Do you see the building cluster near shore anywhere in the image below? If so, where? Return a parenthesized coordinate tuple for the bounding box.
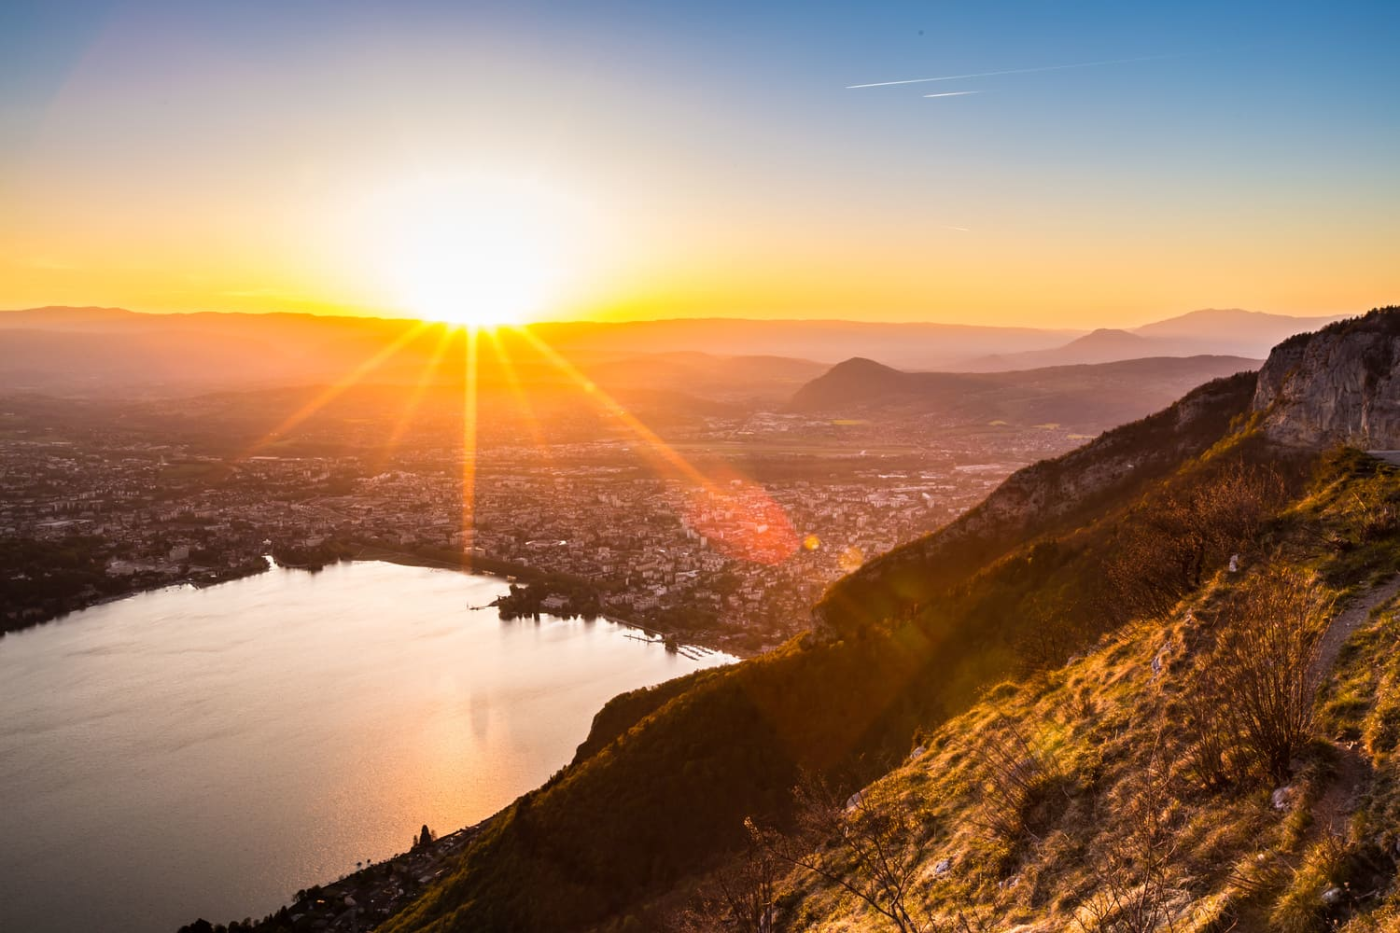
(0, 402, 1085, 649)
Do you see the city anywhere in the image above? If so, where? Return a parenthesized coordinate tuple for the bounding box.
(0, 389, 1082, 653)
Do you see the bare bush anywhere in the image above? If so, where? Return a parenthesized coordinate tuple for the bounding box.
(1103, 463, 1286, 622)
(971, 716, 1067, 843)
(1075, 728, 1182, 933)
(1179, 565, 1332, 786)
(750, 775, 929, 933)
(1179, 659, 1249, 790)
(671, 834, 780, 933)
(747, 774, 988, 933)
(1216, 566, 1332, 780)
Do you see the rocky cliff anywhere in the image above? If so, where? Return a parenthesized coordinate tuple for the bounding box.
(1253, 307, 1400, 448)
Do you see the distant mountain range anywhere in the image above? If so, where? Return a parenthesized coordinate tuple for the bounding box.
(952, 308, 1345, 371)
(787, 354, 1261, 432)
(0, 305, 1345, 397)
(529, 317, 1078, 369)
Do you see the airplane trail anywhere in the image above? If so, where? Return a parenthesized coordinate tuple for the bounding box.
(846, 54, 1174, 89)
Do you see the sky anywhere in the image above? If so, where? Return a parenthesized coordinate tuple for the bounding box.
(1, 0, 1397, 328)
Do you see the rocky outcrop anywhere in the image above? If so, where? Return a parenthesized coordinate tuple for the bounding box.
(1252, 308, 1400, 448)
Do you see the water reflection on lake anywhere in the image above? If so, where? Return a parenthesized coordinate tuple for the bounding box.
(0, 560, 730, 933)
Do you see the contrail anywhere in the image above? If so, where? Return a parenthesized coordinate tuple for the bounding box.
(923, 90, 981, 99)
(846, 54, 1174, 90)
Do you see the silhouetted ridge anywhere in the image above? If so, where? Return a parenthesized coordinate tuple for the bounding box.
(787, 357, 972, 410)
(787, 354, 1258, 432)
(1062, 327, 1150, 349)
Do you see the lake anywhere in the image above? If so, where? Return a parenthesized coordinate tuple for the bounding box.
(0, 560, 731, 933)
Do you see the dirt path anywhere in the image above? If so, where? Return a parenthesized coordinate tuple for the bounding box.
(1313, 745, 1371, 838)
(1307, 574, 1400, 839)
(1310, 573, 1400, 685)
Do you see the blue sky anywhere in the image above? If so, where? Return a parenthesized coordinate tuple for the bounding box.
(1, 1, 1397, 325)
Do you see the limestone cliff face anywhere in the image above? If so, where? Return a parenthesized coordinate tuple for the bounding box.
(1252, 308, 1400, 449)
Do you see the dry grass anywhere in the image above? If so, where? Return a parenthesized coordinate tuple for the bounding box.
(661, 451, 1400, 933)
(769, 457, 1400, 932)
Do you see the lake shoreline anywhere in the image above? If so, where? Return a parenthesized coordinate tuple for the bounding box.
(2, 559, 731, 933)
(1, 556, 274, 640)
(179, 814, 502, 933)
(3, 545, 761, 659)
(343, 545, 758, 659)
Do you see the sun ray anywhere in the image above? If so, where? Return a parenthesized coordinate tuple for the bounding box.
(513, 327, 711, 487)
(512, 327, 799, 564)
(240, 319, 433, 460)
(459, 326, 480, 570)
(482, 326, 554, 467)
(375, 322, 457, 470)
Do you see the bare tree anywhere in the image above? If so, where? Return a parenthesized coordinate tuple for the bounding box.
(748, 774, 944, 933)
(672, 835, 780, 933)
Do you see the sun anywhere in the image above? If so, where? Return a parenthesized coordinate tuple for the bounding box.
(375, 177, 576, 329)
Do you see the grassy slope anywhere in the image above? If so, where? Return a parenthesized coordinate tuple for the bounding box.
(784, 449, 1400, 932)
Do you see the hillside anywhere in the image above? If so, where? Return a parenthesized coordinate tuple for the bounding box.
(776, 447, 1400, 931)
(787, 354, 1258, 433)
(215, 308, 1400, 933)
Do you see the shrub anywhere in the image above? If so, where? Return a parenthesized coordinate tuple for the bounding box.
(1075, 728, 1183, 933)
(1183, 565, 1333, 786)
(971, 716, 1068, 844)
(1218, 567, 1332, 781)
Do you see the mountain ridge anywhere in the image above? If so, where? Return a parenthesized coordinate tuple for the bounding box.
(788, 353, 1260, 432)
(1, 305, 1346, 378)
(952, 308, 1347, 372)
